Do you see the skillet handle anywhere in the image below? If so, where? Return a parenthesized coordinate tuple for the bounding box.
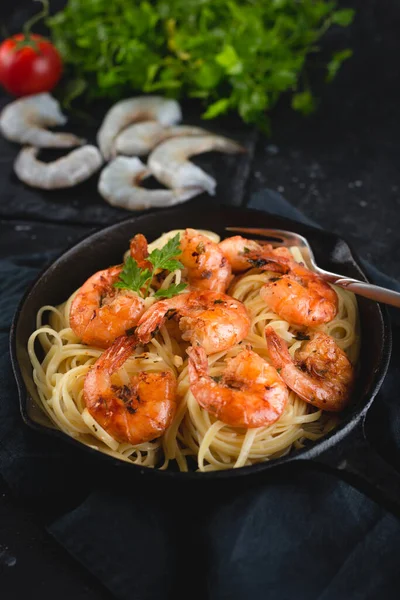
(309, 427, 400, 515)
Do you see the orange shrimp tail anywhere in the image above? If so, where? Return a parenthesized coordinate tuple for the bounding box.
(130, 234, 152, 270)
(265, 326, 290, 369)
(98, 334, 138, 374)
(136, 302, 167, 344)
(187, 345, 207, 378)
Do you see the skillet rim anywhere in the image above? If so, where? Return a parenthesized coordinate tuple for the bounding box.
(9, 205, 392, 480)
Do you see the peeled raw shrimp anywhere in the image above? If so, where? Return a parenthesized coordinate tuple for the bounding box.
(188, 346, 288, 428)
(97, 96, 182, 160)
(0, 93, 84, 148)
(84, 334, 177, 445)
(114, 121, 208, 156)
(136, 290, 250, 355)
(148, 135, 245, 196)
(179, 228, 232, 292)
(98, 156, 202, 211)
(14, 145, 103, 189)
(265, 327, 354, 412)
(70, 235, 149, 348)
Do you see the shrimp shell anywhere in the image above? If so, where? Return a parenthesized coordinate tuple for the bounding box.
(14, 145, 103, 189)
(148, 135, 245, 196)
(114, 122, 209, 156)
(97, 96, 182, 160)
(0, 93, 84, 148)
(98, 156, 203, 211)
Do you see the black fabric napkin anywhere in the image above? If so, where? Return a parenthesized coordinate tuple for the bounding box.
(1, 191, 400, 600)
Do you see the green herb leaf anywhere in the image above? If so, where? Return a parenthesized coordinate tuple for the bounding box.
(326, 49, 353, 82)
(291, 90, 316, 116)
(148, 233, 184, 272)
(215, 44, 243, 75)
(202, 98, 231, 119)
(114, 257, 152, 296)
(332, 9, 355, 27)
(154, 282, 188, 298)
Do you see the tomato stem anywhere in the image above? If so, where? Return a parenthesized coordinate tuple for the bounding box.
(22, 0, 49, 38)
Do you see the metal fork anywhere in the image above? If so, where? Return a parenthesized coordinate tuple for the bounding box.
(226, 227, 400, 308)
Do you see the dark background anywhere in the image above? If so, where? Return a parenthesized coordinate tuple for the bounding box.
(1, 0, 399, 598)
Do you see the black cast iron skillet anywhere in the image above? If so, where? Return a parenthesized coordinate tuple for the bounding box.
(9, 205, 400, 505)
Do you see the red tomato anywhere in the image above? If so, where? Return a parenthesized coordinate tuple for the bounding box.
(0, 34, 62, 96)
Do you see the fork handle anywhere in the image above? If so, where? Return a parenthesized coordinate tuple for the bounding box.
(324, 276, 400, 308)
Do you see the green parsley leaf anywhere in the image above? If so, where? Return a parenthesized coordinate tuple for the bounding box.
(154, 283, 188, 298)
(326, 49, 353, 82)
(202, 98, 231, 120)
(114, 257, 152, 296)
(148, 233, 184, 272)
(291, 91, 316, 116)
(332, 9, 355, 27)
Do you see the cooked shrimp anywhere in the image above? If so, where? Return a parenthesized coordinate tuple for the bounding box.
(265, 327, 354, 412)
(260, 258, 338, 327)
(129, 233, 152, 270)
(97, 96, 182, 160)
(137, 290, 250, 355)
(114, 121, 208, 156)
(219, 235, 293, 273)
(0, 93, 84, 148)
(84, 335, 177, 445)
(98, 156, 202, 211)
(148, 135, 245, 196)
(70, 265, 145, 348)
(188, 346, 288, 428)
(14, 145, 103, 189)
(179, 228, 232, 292)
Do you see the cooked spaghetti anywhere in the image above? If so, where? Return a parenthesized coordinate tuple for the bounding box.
(28, 230, 360, 472)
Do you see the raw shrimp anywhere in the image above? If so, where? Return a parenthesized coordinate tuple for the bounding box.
(188, 346, 288, 428)
(98, 156, 202, 211)
(70, 265, 145, 349)
(179, 228, 232, 292)
(84, 334, 177, 445)
(0, 93, 84, 148)
(114, 122, 208, 156)
(136, 290, 250, 355)
(97, 96, 182, 160)
(14, 145, 103, 189)
(260, 258, 338, 327)
(148, 135, 245, 196)
(265, 327, 354, 412)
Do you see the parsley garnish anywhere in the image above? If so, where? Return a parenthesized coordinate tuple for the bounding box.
(114, 257, 152, 295)
(115, 233, 187, 299)
(147, 234, 184, 273)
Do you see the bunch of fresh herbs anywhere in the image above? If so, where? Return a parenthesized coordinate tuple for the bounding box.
(47, 0, 354, 130)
